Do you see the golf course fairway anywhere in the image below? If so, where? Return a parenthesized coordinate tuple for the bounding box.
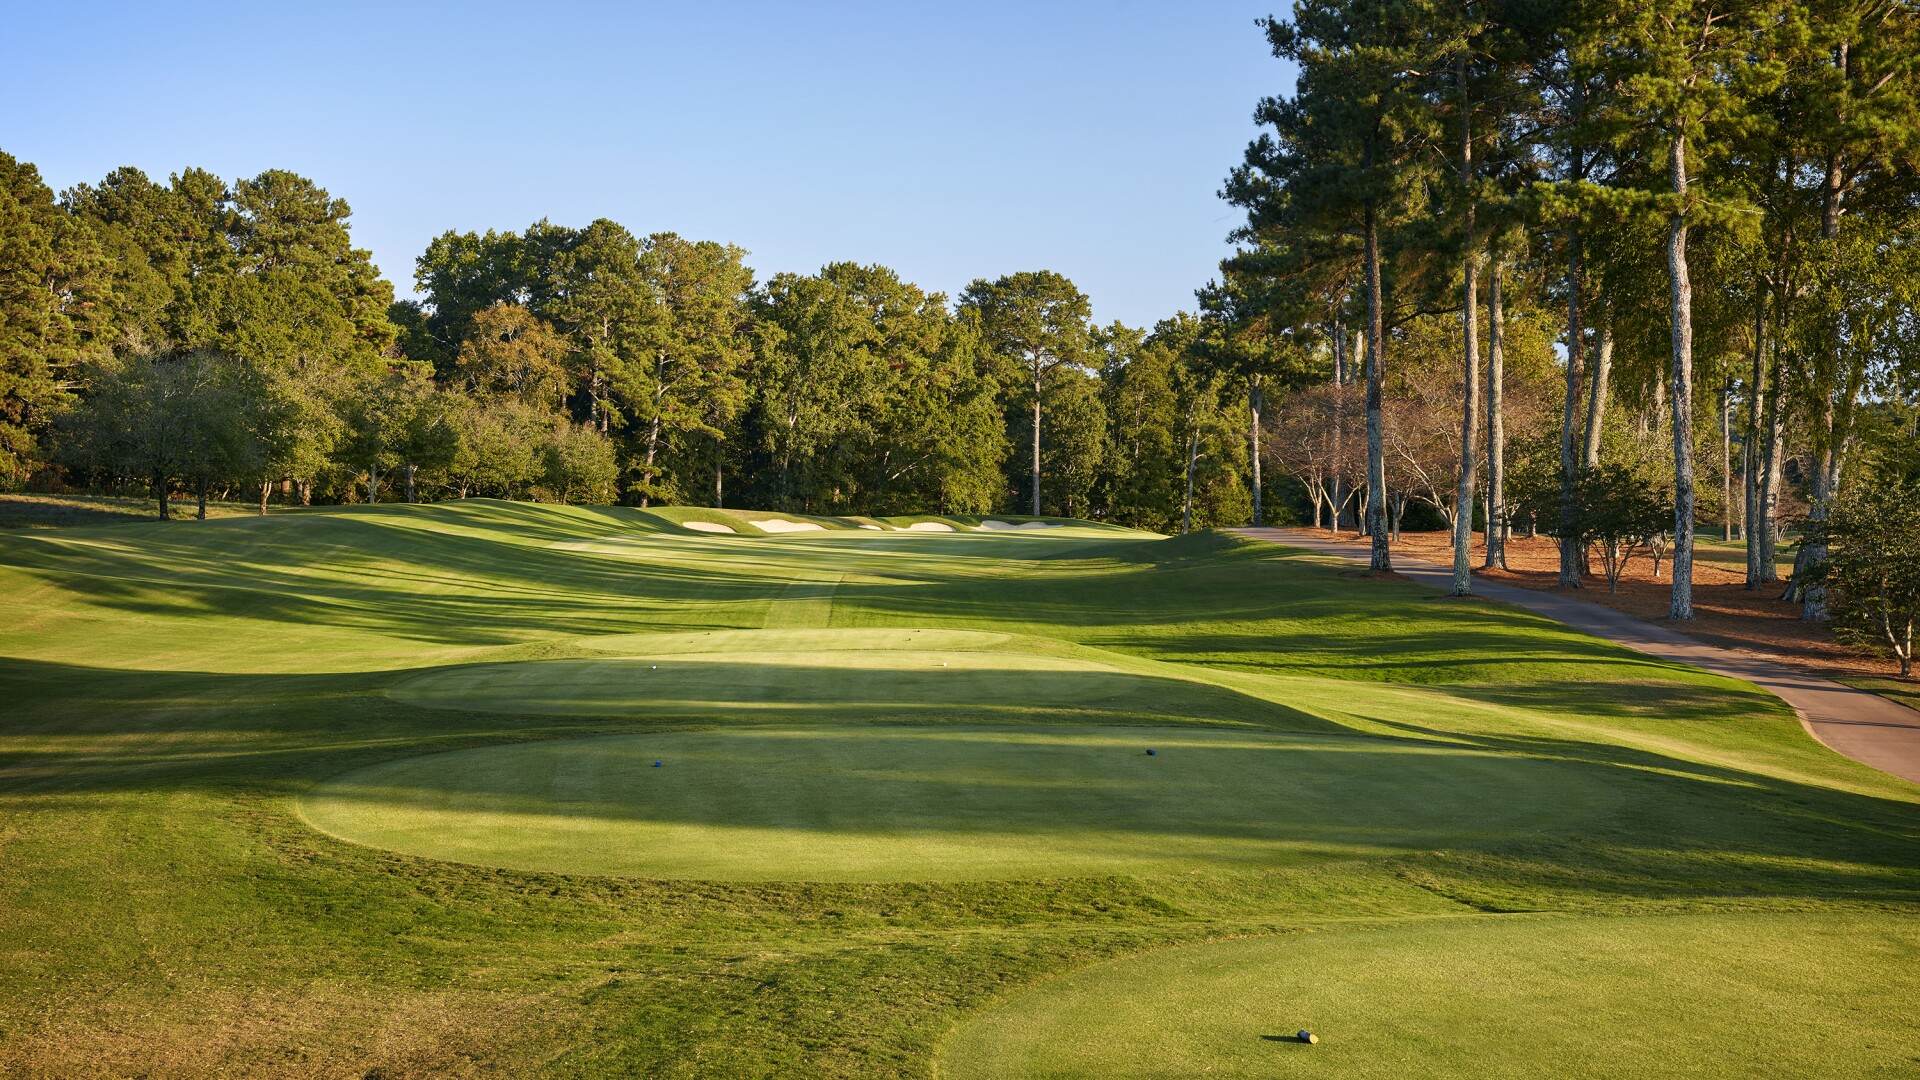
(4, 500, 1918, 1076)
(301, 724, 1616, 879)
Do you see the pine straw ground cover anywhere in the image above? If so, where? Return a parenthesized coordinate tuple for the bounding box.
(1298, 527, 1916, 684)
(1, 503, 1917, 1077)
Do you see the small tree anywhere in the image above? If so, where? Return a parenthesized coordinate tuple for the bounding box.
(1825, 480, 1920, 678)
(1579, 466, 1673, 593)
(62, 351, 256, 519)
(540, 422, 618, 504)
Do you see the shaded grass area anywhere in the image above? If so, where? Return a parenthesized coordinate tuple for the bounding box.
(2, 504, 1917, 1076)
(0, 491, 274, 528)
(300, 724, 1616, 880)
(1842, 675, 1920, 716)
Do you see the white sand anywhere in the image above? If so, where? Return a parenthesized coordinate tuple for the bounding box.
(858, 524, 884, 531)
(682, 521, 735, 534)
(906, 521, 954, 532)
(753, 518, 827, 533)
(978, 520, 1062, 531)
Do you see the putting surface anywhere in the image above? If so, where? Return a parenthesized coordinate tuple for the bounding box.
(940, 912, 1920, 1078)
(298, 724, 1616, 880)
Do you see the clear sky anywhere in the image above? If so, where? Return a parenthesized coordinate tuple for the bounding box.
(5, 2, 1294, 328)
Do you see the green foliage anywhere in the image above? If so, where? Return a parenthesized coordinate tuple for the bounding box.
(57, 350, 261, 518)
(0, 152, 106, 482)
(1825, 478, 1920, 677)
(1578, 464, 1676, 592)
(539, 422, 618, 505)
(961, 270, 1099, 514)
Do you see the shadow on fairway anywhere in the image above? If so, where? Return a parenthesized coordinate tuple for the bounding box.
(386, 655, 1339, 733)
(5, 653, 1920, 898)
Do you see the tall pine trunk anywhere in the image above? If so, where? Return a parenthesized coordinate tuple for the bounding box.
(1031, 379, 1043, 517)
(1451, 82, 1479, 596)
(1558, 233, 1585, 586)
(1248, 378, 1264, 527)
(1759, 370, 1785, 580)
(1363, 201, 1391, 571)
(1721, 380, 1733, 542)
(1582, 316, 1612, 469)
(1794, 155, 1852, 621)
(1666, 131, 1697, 621)
(1182, 427, 1198, 534)
(1484, 265, 1507, 570)
(1331, 321, 1348, 533)
(1745, 291, 1767, 585)
(641, 412, 663, 510)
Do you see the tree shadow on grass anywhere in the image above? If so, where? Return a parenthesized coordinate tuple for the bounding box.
(5, 653, 1918, 903)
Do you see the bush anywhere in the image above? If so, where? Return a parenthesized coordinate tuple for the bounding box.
(1825, 479, 1920, 678)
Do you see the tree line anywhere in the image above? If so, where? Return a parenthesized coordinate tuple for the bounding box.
(1, 151, 1274, 531)
(1220, 0, 1920, 642)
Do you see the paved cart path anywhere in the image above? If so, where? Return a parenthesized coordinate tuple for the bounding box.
(1237, 528, 1920, 788)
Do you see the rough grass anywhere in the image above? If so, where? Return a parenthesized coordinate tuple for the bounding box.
(2, 500, 1917, 1077)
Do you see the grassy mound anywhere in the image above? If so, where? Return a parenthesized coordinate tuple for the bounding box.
(941, 912, 1920, 1078)
(301, 724, 1615, 880)
(2, 500, 1916, 1074)
(385, 628, 1328, 729)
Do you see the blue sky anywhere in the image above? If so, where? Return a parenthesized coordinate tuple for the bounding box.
(6, 2, 1293, 328)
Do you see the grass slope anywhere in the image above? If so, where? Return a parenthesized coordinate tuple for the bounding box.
(2, 500, 1917, 1076)
(301, 724, 1616, 880)
(941, 912, 1920, 1078)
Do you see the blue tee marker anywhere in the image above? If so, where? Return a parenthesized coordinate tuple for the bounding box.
(654, 761, 663, 767)
(1146, 749, 1156, 756)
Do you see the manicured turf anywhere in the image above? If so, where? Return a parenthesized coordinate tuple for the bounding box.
(941, 912, 1920, 1078)
(2, 500, 1916, 1075)
(303, 724, 1615, 880)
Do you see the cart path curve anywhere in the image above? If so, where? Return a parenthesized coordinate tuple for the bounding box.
(1236, 527, 1920, 787)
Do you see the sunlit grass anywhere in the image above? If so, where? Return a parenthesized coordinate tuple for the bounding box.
(2, 500, 1916, 1075)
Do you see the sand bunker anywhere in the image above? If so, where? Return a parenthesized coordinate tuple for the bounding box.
(682, 521, 735, 534)
(978, 520, 1062, 531)
(858, 525, 884, 531)
(753, 519, 827, 533)
(906, 521, 955, 532)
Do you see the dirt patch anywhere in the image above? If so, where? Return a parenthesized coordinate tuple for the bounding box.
(1292, 528, 1908, 683)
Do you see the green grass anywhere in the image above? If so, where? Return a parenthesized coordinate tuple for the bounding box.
(301, 724, 1617, 880)
(940, 912, 1920, 1079)
(1841, 675, 1920, 717)
(0, 491, 273, 527)
(2, 499, 1917, 1076)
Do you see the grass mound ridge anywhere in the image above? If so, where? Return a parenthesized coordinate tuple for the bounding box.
(4, 499, 1917, 1074)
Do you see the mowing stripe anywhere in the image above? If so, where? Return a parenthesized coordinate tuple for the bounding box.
(763, 573, 843, 629)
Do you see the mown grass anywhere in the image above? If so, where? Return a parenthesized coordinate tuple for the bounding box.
(941, 912, 1920, 1078)
(2, 500, 1916, 1077)
(1842, 675, 1920, 715)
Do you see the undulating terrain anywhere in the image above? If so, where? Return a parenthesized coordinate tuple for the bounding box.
(2, 502, 1916, 1077)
